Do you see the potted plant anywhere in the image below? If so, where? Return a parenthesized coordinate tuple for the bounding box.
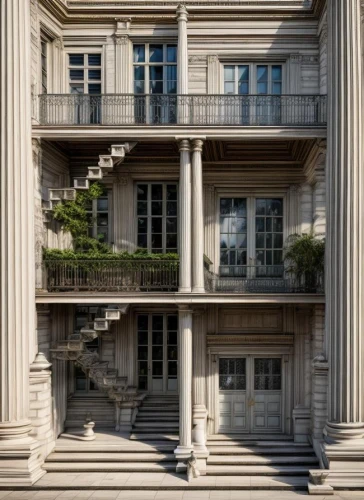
(284, 233, 325, 292)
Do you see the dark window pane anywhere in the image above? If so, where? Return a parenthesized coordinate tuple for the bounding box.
(220, 198, 232, 215)
(272, 359, 281, 374)
(70, 69, 84, 80)
(89, 70, 101, 80)
(273, 218, 283, 232)
(236, 358, 246, 375)
(138, 361, 148, 375)
(138, 346, 148, 360)
(134, 81, 145, 94)
(236, 376, 246, 390)
(167, 315, 178, 331)
(150, 81, 163, 94)
(151, 201, 162, 216)
(150, 66, 164, 80)
(149, 45, 163, 62)
(151, 184, 163, 200)
(168, 361, 177, 376)
(268, 199, 283, 216)
(89, 84, 101, 94)
(219, 359, 229, 375)
(137, 234, 147, 248)
(152, 234, 162, 249)
(166, 202, 177, 216)
(256, 199, 266, 215)
(138, 331, 148, 345)
(152, 347, 163, 361)
(167, 346, 177, 360)
(256, 233, 265, 248)
(167, 45, 177, 62)
(166, 218, 177, 233)
(167, 331, 177, 344)
(88, 54, 101, 66)
(138, 315, 148, 330)
(152, 361, 163, 375)
(166, 233, 177, 248)
(219, 376, 234, 391)
(69, 54, 84, 66)
(256, 218, 265, 232)
(152, 331, 163, 345)
(137, 185, 148, 201)
(138, 218, 148, 234)
(152, 315, 163, 331)
(137, 201, 148, 215)
(138, 377, 148, 390)
(134, 66, 145, 80)
(273, 233, 283, 248)
(233, 199, 247, 216)
(151, 218, 162, 233)
(167, 185, 177, 200)
(133, 45, 145, 63)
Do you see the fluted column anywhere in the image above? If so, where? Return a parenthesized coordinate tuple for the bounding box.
(0, 0, 44, 485)
(191, 139, 205, 293)
(324, 0, 364, 444)
(174, 306, 193, 468)
(178, 140, 192, 292)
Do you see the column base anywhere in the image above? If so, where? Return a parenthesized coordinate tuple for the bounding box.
(174, 445, 194, 473)
(178, 287, 192, 293)
(0, 436, 45, 486)
(191, 287, 205, 294)
(324, 421, 364, 443)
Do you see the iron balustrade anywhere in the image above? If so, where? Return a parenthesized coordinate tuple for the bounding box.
(204, 266, 324, 294)
(45, 260, 179, 292)
(39, 94, 327, 126)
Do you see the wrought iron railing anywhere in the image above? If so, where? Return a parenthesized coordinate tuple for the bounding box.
(39, 94, 327, 126)
(45, 260, 179, 292)
(204, 266, 324, 293)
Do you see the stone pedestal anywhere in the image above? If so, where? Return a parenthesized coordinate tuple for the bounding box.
(0, 0, 45, 485)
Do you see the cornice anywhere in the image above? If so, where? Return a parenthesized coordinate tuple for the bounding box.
(40, 0, 322, 23)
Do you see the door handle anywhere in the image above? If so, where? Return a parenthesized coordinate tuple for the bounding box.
(248, 399, 255, 407)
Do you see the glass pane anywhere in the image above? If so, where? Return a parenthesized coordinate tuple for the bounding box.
(236, 376, 246, 390)
(138, 377, 148, 390)
(88, 54, 101, 66)
(138, 361, 148, 375)
(97, 214, 108, 227)
(152, 234, 162, 249)
(133, 45, 145, 63)
(272, 82, 282, 95)
(256, 199, 266, 215)
(257, 82, 268, 94)
(88, 69, 101, 80)
(166, 233, 177, 248)
(167, 346, 177, 360)
(150, 81, 163, 94)
(219, 359, 229, 375)
(257, 65, 268, 82)
(89, 84, 101, 94)
(272, 358, 281, 374)
(272, 65, 282, 81)
(152, 361, 163, 375)
(149, 45, 163, 62)
(70, 85, 84, 94)
(137, 185, 148, 201)
(168, 362, 177, 376)
(150, 66, 163, 80)
(256, 233, 265, 248)
(166, 65, 177, 80)
(69, 54, 84, 66)
(137, 234, 147, 248)
(219, 375, 234, 390)
(152, 315, 163, 331)
(236, 358, 246, 375)
(138, 315, 148, 330)
(167, 185, 177, 200)
(151, 201, 162, 216)
(167, 315, 178, 331)
(238, 65, 249, 81)
(138, 217, 147, 235)
(238, 82, 249, 95)
(151, 184, 163, 200)
(256, 218, 265, 232)
(167, 45, 177, 62)
(137, 202, 148, 215)
(224, 66, 235, 81)
(224, 82, 234, 94)
(152, 331, 163, 345)
(220, 234, 228, 249)
(70, 69, 84, 80)
(220, 198, 232, 215)
(233, 199, 246, 216)
(151, 218, 162, 233)
(97, 199, 108, 211)
(152, 347, 163, 360)
(138, 346, 148, 360)
(134, 81, 145, 94)
(166, 218, 177, 233)
(138, 331, 148, 345)
(134, 66, 145, 80)
(168, 331, 177, 345)
(166, 202, 177, 216)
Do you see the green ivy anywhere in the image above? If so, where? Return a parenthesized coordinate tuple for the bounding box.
(52, 182, 109, 253)
(43, 247, 179, 262)
(284, 233, 325, 289)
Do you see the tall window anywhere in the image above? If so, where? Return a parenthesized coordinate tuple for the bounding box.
(137, 183, 178, 254)
(133, 44, 177, 95)
(224, 64, 283, 95)
(219, 197, 284, 277)
(86, 195, 110, 244)
(41, 39, 48, 94)
(68, 53, 102, 94)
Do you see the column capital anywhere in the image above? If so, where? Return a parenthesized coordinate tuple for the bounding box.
(178, 304, 194, 314)
(191, 138, 204, 152)
(176, 3, 188, 22)
(178, 139, 191, 152)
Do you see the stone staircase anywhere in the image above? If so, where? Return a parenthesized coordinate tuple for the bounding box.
(45, 143, 136, 210)
(130, 395, 180, 441)
(51, 305, 138, 403)
(64, 396, 116, 431)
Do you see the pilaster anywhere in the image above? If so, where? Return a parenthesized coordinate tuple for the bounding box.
(114, 18, 132, 94)
(178, 140, 192, 292)
(191, 139, 205, 293)
(0, 0, 45, 484)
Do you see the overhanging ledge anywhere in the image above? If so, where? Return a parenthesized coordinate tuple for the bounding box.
(35, 292, 325, 305)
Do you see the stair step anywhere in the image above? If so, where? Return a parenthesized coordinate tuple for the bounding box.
(47, 452, 175, 462)
(207, 456, 318, 465)
(207, 435, 294, 442)
(136, 417, 179, 422)
(43, 462, 177, 473)
(133, 421, 179, 428)
(130, 433, 179, 441)
(206, 465, 319, 476)
(208, 446, 315, 456)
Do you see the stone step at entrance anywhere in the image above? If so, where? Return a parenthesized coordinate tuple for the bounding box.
(64, 396, 115, 430)
(129, 394, 180, 439)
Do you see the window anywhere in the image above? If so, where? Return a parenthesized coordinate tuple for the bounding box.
(254, 358, 281, 391)
(219, 197, 284, 277)
(133, 44, 177, 95)
(41, 39, 48, 94)
(68, 53, 102, 94)
(224, 64, 283, 95)
(137, 183, 178, 253)
(219, 358, 246, 391)
(86, 195, 111, 244)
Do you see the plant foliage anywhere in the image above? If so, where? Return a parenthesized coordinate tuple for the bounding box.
(284, 233, 325, 287)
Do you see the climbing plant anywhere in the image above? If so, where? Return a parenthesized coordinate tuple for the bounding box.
(52, 182, 111, 254)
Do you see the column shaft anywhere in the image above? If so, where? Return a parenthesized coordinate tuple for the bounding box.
(191, 139, 205, 293)
(325, 0, 364, 440)
(175, 307, 193, 457)
(178, 140, 192, 292)
(176, 5, 188, 95)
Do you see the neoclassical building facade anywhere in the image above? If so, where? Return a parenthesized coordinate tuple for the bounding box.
(0, 0, 363, 494)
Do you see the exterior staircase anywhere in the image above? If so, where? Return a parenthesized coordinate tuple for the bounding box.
(51, 305, 138, 403)
(45, 143, 136, 210)
(64, 396, 116, 431)
(130, 395, 180, 441)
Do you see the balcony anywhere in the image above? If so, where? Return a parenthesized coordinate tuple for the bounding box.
(44, 260, 323, 294)
(204, 265, 324, 294)
(45, 259, 179, 292)
(39, 94, 327, 127)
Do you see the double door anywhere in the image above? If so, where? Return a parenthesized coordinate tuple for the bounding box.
(219, 356, 283, 433)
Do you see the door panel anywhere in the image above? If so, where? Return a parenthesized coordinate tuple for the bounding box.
(218, 357, 247, 432)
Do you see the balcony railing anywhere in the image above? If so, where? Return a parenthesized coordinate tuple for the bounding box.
(204, 266, 324, 294)
(39, 94, 327, 127)
(45, 260, 179, 292)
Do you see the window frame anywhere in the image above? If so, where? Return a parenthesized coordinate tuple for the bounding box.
(216, 191, 288, 276)
(133, 43, 178, 95)
(67, 52, 103, 95)
(135, 182, 178, 254)
(223, 63, 284, 95)
(85, 191, 112, 246)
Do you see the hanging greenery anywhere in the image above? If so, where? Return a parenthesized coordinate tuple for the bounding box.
(284, 233, 325, 290)
(52, 182, 111, 254)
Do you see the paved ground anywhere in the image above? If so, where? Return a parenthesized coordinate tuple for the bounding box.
(1, 490, 364, 500)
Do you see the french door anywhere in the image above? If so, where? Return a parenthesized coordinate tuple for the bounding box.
(137, 314, 178, 394)
(219, 356, 283, 433)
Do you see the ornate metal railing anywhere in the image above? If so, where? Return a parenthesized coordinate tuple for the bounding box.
(204, 266, 324, 293)
(45, 260, 179, 292)
(39, 94, 327, 126)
